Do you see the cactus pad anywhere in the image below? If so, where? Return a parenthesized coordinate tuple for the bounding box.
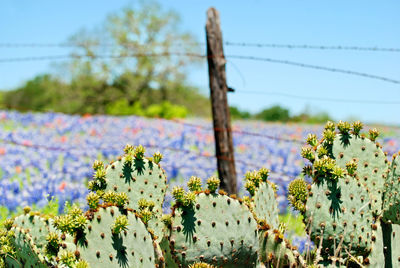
(159, 235, 179, 268)
(252, 182, 280, 230)
(365, 222, 384, 268)
(90, 148, 167, 240)
(304, 175, 374, 257)
(258, 229, 298, 267)
(330, 134, 387, 216)
(383, 153, 400, 224)
(75, 206, 158, 267)
(7, 227, 47, 268)
(12, 213, 50, 253)
(169, 193, 259, 267)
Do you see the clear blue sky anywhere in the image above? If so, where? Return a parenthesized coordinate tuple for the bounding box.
(1, 1, 399, 124)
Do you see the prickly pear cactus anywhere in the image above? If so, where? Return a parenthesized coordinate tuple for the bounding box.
(169, 177, 259, 267)
(6, 227, 47, 268)
(321, 121, 387, 216)
(296, 121, 385, 260)
(383, 153, 400, 224)
(12, 209, 50, 253)
(245, 169, 280, 230)
(365, 222, 384, 268)
(159, 234, 179, 268)
(74, 205, 160, 267)
(258, 227, 298, 267)
(306, 174, 374, 257)
(89, 145, 167, 240)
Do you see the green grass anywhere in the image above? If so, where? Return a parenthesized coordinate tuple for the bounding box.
(0, 197, 59, 227)
(279, 211, 306, 237)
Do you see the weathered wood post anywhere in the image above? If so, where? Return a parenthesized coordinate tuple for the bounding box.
(206, 7, 237, 194)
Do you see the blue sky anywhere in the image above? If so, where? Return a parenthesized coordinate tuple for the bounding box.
(1, 1, 399, 124)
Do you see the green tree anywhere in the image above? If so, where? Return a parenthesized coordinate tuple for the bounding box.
(229, 106, 251, 119)
(3, 74, 69, 112)
(255, 105, 290, 122)
(4, 1, 209, 117)
(64, 0, 204, 114)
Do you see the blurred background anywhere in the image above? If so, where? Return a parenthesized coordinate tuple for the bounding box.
(1, 0, 399, 124)
(0, 0, 399, 251)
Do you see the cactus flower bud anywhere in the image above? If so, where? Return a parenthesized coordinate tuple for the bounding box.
(183, 191, 197, 207)
(92, 160, 104, 171)
(352, 121, 363, 136)
(23, 206, 31, 215)
(172, 186, 186, 204)
(59, 251, 77, 267)
(323, 129, 336, 144)
(115, 192, 129, 207)
(258, 168, 270, 182)
(324, 121, 336, 131)
(187, 176, 202, 192)
(317, 147, 328, 158)
(134, 145, 145, 159)
(3, 219, 14, 230)
(369, 128, 379, 142)
(111, 215, 129, 235)
(153, 152, 163, 164)
(306, 134, 318, 147)
(139, 209, 153, 226)
(45, 232, 61, 256)
(86, 192, 100, 209)
(75, 260, 90, 268)
(288, 178, 308, 213)
(206, 176, 220, 193)
(337, 121, 351, 135)
(346, 159, 358, 176)
(245, 180, 257, 196)
(123, 144, 134, 154)
(301, 147, 315, 162)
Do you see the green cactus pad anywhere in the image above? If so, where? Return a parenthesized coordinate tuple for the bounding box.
(383, 154, 400, 224)
(7, 227, 47, 268)
(3, 256, 21, 268)
(304, 175, 374, 257)
(331, 134, 387, 216)
(75, 206, 158, 267)
(252, 182, 280, 230)
(159, 235, 178, 268)
(365, 222, 384, 268)
(93, 154, 167, 241)
(258, 229, 298, 267)
(12, 214, 50, 253)
(169, 193, 259, 267)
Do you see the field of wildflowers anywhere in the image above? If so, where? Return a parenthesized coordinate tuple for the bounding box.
(1, 110, 399, 252)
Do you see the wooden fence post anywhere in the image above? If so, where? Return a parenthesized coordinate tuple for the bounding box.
(206, 7, 237, 194)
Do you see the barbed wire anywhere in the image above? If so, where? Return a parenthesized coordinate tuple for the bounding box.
(224, 42, 400, 52)
(0, 52, 398, 85)
(234, 90, 400, 104)
(1, 41, 399, 52)
(0, 53, 204, 63)
(227, 54, 400, 84)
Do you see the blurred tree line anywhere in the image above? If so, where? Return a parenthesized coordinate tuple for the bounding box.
(2, 1, 210, 119)
(0, 1, 332, 123)
(230, 105, 332, 124)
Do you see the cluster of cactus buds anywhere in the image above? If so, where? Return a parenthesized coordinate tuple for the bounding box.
(292, 121, 399, 266)
(287, 178, 309, 213)
(53, 205, 87, 236)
